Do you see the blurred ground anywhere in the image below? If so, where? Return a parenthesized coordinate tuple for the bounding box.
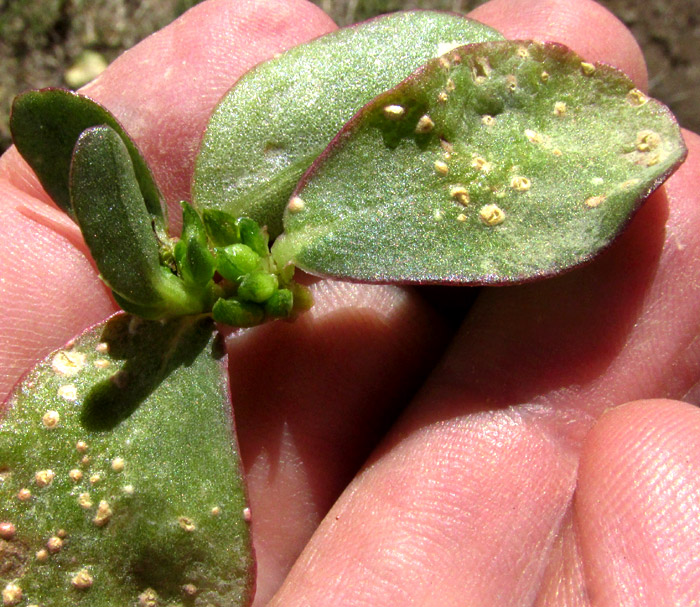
(0, 0, 696, 152)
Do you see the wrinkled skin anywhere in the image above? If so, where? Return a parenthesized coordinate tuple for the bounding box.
(1, 0, 699, 605)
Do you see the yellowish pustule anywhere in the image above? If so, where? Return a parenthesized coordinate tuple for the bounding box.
(93, 500, 113, 527)
(46, 536, 63, 554)
(434, 160, 449, 175)
(111, 457, 125, 473)
(71, 569, 94, 590)
(449, 185, 470, 206)
(415, 114, 435, 134)
(479, 204, 506, 226)
(52, 350, 86, 376)
(2, 583, 22, 607)
(178, 516, 196, 532)
(35, 469, 55, 487)
(510, 176, 531, 191)
(382, 104, 405, 119)
(42, 410, 60, 429)
(0, 522, 16, 540)
(627, 88, 648, 106)
(585, 195, 606, 208)
(553, 101, 567, 116)
(287, 196, 305, 213)
(580, 62, 596, 76)
(78, 492, 92, 509)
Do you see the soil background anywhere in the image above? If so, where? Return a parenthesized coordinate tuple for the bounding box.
(0, 0, 697, 153)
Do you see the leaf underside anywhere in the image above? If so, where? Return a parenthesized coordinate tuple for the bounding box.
(193, 10, 502, 238)
(10, 89, 167, 232)
(277, 40, 687, 285)
(0, 314, 253, 607)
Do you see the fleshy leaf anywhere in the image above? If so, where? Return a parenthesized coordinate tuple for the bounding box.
(193, 10, 502, 237)
(174, 202, 216, 288)
(70, 126, 205, 318)
(10, 88, 167, 235)
(0, 314, 253, 607)
(276, 41, 687, 284)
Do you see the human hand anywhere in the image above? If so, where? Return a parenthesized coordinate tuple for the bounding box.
(1, 0, 698, 605)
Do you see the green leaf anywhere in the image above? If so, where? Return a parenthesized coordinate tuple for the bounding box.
(10, 89, 167, 235)
(276, 41, 687, 284)
(70, 126, 204, 317)
(0, 314, 253, 607)
(174, 202, 216, 288)
(212, 298, 265, 328)
(202, 209, 241, 247)
(193, 10, 502, 237)
(216, 244, 262, 283)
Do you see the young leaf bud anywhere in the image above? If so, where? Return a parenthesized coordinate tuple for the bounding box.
(216, 244, 261, 283)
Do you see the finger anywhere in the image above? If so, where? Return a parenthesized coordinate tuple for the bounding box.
(470, 0, 648, 89)
(575, 400, 700, 606)
(0, 3, 454, 604)
(0, 0, 336, 400)
(226, 280, 449, 604)
(269, 0, 700, 604)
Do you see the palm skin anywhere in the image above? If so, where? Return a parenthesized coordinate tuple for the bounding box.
(1, 0, 699, 605)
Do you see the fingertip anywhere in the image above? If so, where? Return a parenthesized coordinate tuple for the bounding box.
(576, 399, 700, 604)
(470, 0, 648, 89)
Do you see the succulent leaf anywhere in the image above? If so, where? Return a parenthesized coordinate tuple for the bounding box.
(174, 202, 216, 287)
(0, 314, 253, 607)
(276, 41, 687, 284)
(193, 10, 502, 237)
(10, 89, 167, 235)
(70, 126, 205, 318)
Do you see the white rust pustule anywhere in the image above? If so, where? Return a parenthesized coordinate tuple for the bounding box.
(415, 114, 435, 134)
(35, 469, 55, 487)
(71, 569, 94, 590)
(585, 195, 606, 208)
(111, 457, 125, 472)
(580, 62, 596, 76)
(178, 516, 196, 532)
(93, 500, 112, 526)
(449, 185, 470, 206)
(510, 176, 532, 192)
(58, 384, 78, 401)
(636, 130, 661, 152)
(2, 583, 22, 607)
(479, 204, 506, 226)
(382, 104, 405, 120)
(434, 160, 449, 175)
(287, 196, 305, 214)
(627, 88, 648, 107)
(42, 410, 60, 429)
(138, 588, 159, 607)
(78, 492, 92, 509)
(46, 535, 63, 553)
(0, 522, 16, 540)
(524, 129, 543, 144)
(553, 101, 567, 116)
(51, 350, 86, 376)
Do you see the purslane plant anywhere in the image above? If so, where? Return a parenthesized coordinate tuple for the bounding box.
(0, 11, 686, 607)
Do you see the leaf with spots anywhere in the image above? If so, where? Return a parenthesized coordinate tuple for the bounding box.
(274, 40, 687, 284)
(193, 10, 502, 238)
(0, 314, 253, 607)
